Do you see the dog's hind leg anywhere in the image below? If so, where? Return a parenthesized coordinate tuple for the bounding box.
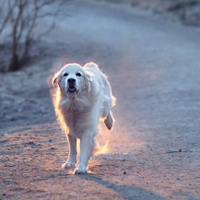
(62, 134, 77, 169)
(104, 111, 114, 130)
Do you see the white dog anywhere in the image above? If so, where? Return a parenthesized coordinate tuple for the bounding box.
(52, 62, 115, 174)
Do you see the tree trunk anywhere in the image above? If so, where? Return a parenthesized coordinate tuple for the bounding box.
(9, 53, 19, 71)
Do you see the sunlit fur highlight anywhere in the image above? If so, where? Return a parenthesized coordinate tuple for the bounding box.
(93, 123, 110, 155)
(95, 140, 109, 155)
(52, 87, 69, 133)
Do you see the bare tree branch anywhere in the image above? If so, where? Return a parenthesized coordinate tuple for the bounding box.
(0, 0, 16, 35)
(0, 0, 65, 71)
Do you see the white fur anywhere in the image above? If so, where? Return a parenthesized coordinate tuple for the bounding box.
(52, 62, 115, 174)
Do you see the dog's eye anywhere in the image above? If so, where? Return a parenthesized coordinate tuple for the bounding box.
(63, 73, 68, 77)
(76, 73, 81, 77)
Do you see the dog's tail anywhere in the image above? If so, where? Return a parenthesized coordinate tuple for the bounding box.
(104, 111, 114, 130)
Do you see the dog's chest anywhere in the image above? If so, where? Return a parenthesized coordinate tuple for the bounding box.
(65, 112, 86, 136)
(60, 96, 94, 136)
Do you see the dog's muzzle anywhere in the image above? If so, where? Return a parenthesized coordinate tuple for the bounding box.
(67, 78, 78, 94)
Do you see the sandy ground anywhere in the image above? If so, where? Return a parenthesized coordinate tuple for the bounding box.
(1, 0, 200, 199)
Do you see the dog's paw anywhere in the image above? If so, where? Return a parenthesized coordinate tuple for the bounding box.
(104, 112, 114, 130)
(74, 169, 88, 174)
(62, 162, 76, 169)
(74, 165, 88, 174)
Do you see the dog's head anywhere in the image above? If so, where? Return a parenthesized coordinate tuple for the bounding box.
(52, 63, 91, 96)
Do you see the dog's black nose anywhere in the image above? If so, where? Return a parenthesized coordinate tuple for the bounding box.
(68, 78, 76, 84)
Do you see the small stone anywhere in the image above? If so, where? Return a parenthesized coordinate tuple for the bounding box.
(28, 142, 35, 145)
(123, 171, 127, 175)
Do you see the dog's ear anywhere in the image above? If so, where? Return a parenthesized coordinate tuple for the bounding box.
(52, 76, 57, 86)
(52, 72, 60, 86)
(85, 72, 92, 82)
(83, 72, 92, 92)
(83, 62, 98, 70)
(83, 63, 96, 81)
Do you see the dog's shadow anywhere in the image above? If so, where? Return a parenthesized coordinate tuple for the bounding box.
(77, 173, 165, 199)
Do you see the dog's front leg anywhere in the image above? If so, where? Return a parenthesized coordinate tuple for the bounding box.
(75, 134, 94, 174)
(62, 134, 77, 169)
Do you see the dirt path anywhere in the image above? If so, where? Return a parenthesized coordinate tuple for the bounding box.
(1, 0, 200, 199)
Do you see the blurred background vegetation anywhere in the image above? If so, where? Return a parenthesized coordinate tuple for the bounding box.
(103, 0, 200, 26)
(0, 0, 199, 72)
(0, 0, 64, 72)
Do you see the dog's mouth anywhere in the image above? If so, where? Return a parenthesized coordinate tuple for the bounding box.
(68, 86, 78, 94)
